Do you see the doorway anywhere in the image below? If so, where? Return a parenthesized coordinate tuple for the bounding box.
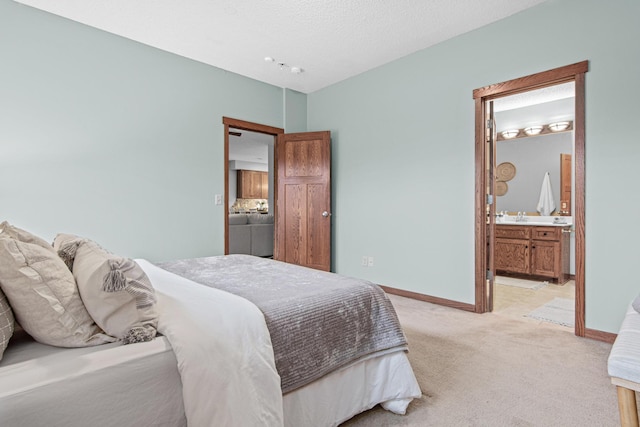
(222, 117, 283, 256)
(473, 61, 588, 337)
(492, 83, 575, 328)
(222, 117, 333, 272)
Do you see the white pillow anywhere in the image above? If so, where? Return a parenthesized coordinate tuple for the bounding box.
(0, 235, 114, 347)
(0, 288, 14, 361)
(71, 239, 158, 344)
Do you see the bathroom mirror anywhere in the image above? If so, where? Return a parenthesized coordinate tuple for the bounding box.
(494, 85, 574, 216)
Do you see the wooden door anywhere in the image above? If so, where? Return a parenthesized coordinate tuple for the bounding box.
(485, 101, 496, 311)
(274, 131, 331, 271)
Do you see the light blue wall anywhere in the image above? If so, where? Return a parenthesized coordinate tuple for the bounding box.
(3, 0, 639, 334)
(0, 0, 284, 261)
(283, 88, 307, 133)
(308, 0, 640, 333)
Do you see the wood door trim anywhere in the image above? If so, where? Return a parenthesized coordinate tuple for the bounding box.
(574, 72, 586, 336)
(473, 61, 588, 99)
(223, 117, 284, 135)
(473, 61, 588, 337)
(222, 117, 284, 255)
(474, 97, 487, 312)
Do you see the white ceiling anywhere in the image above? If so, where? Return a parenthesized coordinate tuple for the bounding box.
(229, 129, 272, 163)
(14, 0, 548, 94)
(494, 82, 575, 131)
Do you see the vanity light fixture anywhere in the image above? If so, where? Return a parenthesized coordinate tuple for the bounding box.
(548, 121, 570, 132)
(523, 125, 543, 136)
(501, 129, 519, 139)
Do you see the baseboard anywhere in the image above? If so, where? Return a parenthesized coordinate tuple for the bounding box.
(584, 328, 617, 344)
(381, 285, 618, 344)
(380, 285, 476, 312)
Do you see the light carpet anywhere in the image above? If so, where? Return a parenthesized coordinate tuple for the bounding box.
(341, 294, 618, 427)
(496, 275, 547, 290)
(526, 297, 575, 327)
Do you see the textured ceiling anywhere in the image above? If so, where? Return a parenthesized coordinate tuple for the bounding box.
(14, 0, 547, 93)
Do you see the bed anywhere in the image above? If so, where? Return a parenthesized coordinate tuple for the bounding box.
(0, 224, 421, 427)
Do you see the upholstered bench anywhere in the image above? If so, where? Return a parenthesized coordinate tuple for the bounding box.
(608, 304, 640, 427)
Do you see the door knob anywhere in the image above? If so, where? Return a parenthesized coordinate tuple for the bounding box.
(322, 211, 331, 217)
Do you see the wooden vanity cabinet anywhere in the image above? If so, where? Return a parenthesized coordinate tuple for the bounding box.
(495, 227, 531, 275)
(237, 170, 268, 199)
(495, 225, 570, 284)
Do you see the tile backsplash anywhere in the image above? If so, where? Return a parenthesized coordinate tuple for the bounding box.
(231, 198, 268, 213)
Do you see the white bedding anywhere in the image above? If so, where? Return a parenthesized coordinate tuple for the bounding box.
(0, 259, 421, 427)
(138, 259, 284, 426)
(0, 333, 420, 427)
(0, 333, 185, 427)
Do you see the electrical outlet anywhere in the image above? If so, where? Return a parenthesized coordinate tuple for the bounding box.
(361, 256, 368, 266)
(367, 256, 374, 267)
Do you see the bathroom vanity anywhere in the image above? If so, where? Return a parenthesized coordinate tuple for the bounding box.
(495, 223, 571, 284)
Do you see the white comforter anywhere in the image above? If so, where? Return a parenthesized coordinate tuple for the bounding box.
(137, 260, 284, 427)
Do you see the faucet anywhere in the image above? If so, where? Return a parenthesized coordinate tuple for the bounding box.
(516, 212, 527, 222)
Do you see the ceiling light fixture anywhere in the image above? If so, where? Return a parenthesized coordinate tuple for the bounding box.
(501, 129, 519, 139)
(548, 121, 570, 132)
(265, 57, 304, 74)
(523, 125, 543, 136)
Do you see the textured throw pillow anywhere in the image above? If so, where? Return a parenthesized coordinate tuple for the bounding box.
(0, 235, 114, 347)
(0, 288, 15, 361)
(0, 221, 53, 252)
(53, 233, 84, 270)
(72, 239, 158, 344)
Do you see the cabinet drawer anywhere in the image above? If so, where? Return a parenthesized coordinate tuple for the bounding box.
(496, 226, 530, 239)
(531, 227, 560, 241)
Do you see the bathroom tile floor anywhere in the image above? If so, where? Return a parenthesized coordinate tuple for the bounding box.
(493, 278, 575, 332)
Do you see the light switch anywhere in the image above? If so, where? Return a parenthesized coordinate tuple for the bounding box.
(214, 194, 222, 205)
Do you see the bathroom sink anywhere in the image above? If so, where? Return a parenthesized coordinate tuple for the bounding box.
(498, 216, 572, 226)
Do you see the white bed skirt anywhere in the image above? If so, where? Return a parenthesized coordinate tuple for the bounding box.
(284, 349, 421, 426)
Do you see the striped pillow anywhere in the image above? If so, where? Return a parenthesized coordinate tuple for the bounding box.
(71, 239, 158, 344)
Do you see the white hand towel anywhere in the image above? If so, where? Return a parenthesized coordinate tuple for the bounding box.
(536, 172, 556, 216)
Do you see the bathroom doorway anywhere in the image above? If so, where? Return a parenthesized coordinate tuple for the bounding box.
(492, 83, 575, 331)
(473, 61, 590, 338)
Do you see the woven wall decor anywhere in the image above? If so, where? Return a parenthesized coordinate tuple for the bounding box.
(496, 162, 516, 182)
(496, 181, 508, 196)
